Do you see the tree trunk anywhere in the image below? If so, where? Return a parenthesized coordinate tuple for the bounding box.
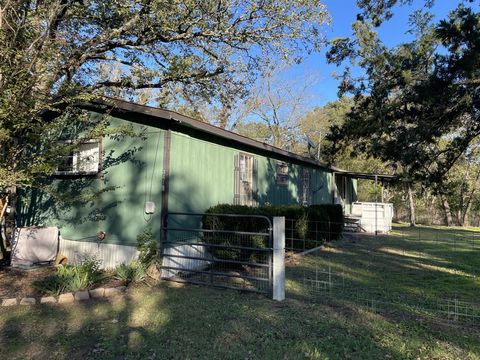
(407, 183, 416, 227)
(0, 196, 9, 261)
(439, 193, 453, 227)
(460, 202, 470, 227)
(460, 169, 480, 227)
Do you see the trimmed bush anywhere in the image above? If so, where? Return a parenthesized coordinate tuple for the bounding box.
(202, 206, 270, 262)
(308, 205, 344, 240)
(202, 204, 344, 254)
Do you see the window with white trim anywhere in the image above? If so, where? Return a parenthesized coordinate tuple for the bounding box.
(234, 153, 257, 206)
(54, 140, 100, 175)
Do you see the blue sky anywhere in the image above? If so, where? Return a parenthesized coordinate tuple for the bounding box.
(285, 0, 476, 108)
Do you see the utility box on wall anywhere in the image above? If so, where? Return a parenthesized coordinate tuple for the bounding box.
(144, 201, 156, 214)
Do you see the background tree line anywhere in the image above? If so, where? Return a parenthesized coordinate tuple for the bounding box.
(0, 0, 331, 256)
(1, 0, 479, 232)
(225, 0, 480, 227)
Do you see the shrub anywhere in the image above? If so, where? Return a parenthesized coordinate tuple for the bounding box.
(203, 206, 270, 262)
(202, 203, 344, 253)
(137, 227, 158, 266)
(204, 204, 343, 237)
(115, 261, 146, 285)
(34, 255, 103, 295)
(307, 205, 344, 241)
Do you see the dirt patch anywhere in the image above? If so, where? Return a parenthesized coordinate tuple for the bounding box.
(92, 271, 125, 289)
(285, 252, 301, 266)
(0, 266, 56, 298)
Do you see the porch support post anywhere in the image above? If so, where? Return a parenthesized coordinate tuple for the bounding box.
(273, 216, 285, 301)
(381, 180, 384, 203)
(331, 172, 336, 204)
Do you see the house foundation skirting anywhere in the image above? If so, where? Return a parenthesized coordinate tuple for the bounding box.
(59, 238, 139, 269)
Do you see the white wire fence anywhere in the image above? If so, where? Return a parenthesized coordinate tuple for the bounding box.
(289, 225, 480, 326)
(300, 266, 480, 325)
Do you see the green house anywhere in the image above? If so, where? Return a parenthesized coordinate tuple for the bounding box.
(19, 98, 358, 268)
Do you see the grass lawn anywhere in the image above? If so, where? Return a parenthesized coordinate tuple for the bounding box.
(288, 224, 480, 305)
(0, 225, 479, 359)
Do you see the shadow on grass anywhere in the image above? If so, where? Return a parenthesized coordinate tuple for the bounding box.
(286, 226, 480, 333)
(3, 283, 479, 359)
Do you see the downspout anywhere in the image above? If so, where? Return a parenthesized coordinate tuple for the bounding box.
(160, 129, 172, 252)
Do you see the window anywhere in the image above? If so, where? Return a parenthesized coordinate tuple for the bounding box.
(239, 154, 250, 182)
(276, 161, 289, 186)
(234, 153, 257, 206)
(302, 168, 311, 206)
(54, 140, 100, 175)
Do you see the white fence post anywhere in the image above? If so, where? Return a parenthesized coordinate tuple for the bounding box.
(273, 216, 285, 301)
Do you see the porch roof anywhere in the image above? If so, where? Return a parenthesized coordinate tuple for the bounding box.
(334, 171, 397, 182)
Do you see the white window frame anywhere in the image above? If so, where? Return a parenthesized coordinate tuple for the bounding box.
(238, 153, 254, 206)
(54, 139, 101, 176)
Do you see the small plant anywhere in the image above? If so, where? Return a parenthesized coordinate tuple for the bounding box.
(296, 213, 309, 240)
(137, 227, 157, 266)
(34, 255, 103, 295)
(115, 261, 146, 285)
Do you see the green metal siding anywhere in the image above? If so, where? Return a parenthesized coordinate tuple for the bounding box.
(20, 111, 337, 246)
(98, 121, 164, 246)
(168, 132, 333, 211)
(168, 132, 236, 213)
(312, 169, 332, 205)
(351, 178, 358, 203)
(257, 159, 299, 205)
(19, 116, 164, 246)
(335, 175, 357, 215)
(346, 177, 358, 211)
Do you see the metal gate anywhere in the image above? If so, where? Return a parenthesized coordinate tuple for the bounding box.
(160, 212, 273, 295)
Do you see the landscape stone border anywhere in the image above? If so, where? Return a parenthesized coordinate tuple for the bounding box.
(0, 286, 127, 307)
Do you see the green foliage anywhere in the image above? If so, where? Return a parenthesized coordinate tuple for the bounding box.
(34, 256, 103, 295)
(115, 261, 146, 285)
(0, 0, 330, 190)
(137, 227, 158, 266)
(295, 212, 309, 240)
(296, 97, 389, 204)
(325, 4, 480, 188)
(204, 204, 344, 231)
(296, 97, 354, 159)
(202, 204, 343, 255)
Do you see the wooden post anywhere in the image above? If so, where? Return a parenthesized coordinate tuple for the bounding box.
(273, 216, 285, 301)
(381, 180, 384, 203)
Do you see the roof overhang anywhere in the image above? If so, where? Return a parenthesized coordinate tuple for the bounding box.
(84, 97, 345, 172)
(79, 97, 398, 181)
